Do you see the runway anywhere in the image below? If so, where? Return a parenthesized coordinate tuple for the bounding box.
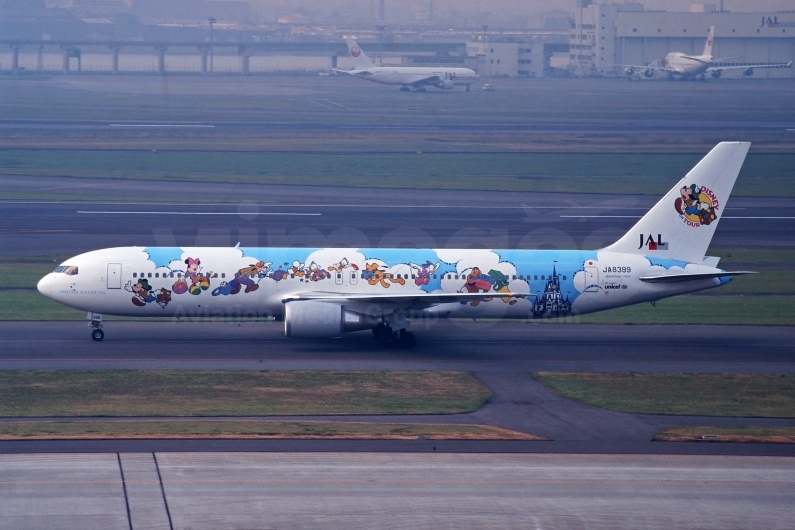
(3, 181, 795, 257)
(1, 453, 793, 530)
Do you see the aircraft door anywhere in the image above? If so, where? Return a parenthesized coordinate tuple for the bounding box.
(350, 270, 358, 285)
(107, 263, 122, 289)
(584, 266, 599, 292)
(335, 271, 343, 286)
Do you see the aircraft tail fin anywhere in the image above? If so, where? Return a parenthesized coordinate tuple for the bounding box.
(702, 26, 714, 56)
(602, 142, 750, 264)
(345, 38, 374, 70)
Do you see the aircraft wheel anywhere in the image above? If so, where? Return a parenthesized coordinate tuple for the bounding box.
(91, 329, 105, 341)
(399, 330, 416, 349)
(465, 85, 470, 92)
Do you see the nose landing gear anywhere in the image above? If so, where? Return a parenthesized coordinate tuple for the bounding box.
(88, 312, 104, 341)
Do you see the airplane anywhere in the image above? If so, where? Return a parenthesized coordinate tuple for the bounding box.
(38, 142, 755, 347)
(334, 38, 479, 92)
(621, 26, 792, 80)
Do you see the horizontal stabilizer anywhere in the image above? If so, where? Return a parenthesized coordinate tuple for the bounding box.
(639, 271, 756, 283)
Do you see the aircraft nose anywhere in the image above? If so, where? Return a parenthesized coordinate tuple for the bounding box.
(37, 274, 52, 298)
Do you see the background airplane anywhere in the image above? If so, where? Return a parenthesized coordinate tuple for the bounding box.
(37, 143, 754, 347)
(334, 38, 479, 91)
(622, 26, 792, 80)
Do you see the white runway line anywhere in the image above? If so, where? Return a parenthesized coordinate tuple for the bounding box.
(77, 211, 321, 216)
(109, 123, 215, 128)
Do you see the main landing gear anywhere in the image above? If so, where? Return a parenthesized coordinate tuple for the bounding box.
(88, 312, 104, 341)
(372, 323, 416, 349)
(400, 86, 411, 92)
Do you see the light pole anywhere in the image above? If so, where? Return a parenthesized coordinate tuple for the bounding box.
(208, 16, 217, 73)
(377, 25, 387, 66)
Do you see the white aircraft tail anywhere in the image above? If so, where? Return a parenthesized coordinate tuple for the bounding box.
(602, 142, 750, 264)
(702, 26, 715, 57)
(345, 38, 374, 70)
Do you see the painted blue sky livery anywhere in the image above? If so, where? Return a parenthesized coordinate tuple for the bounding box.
(37, 142, 754, 347)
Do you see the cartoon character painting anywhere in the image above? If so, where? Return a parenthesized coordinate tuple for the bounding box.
(227, 261, 270, 295)
(532, 266, 571, 317)
(488, 269, 518, 305)
(125, 278, 171, 308)
(173, 257, 213, 296)
(411, 261, 440, 287)
(328, 258, 358, 273)
(460, 267, 494, 306)
(362, 262, 406, 288)
(675, 184, 717, 226)
(307, 262, 330, 282)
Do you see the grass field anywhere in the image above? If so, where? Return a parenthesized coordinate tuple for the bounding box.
(533, 373, 795, 417)
(0, 370, 492, 417)
(654, 426, 795, 444)
(2, 150, 794, 198)
(0, 420, 540, 441)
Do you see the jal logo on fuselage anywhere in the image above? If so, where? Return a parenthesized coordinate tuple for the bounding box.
(638, 234, 668, 251)
(762, 16, 779, 28)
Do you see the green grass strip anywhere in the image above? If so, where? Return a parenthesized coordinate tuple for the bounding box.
(654, 426, 795, 443)
(0, 420, 540, 440)
(0, 370, 492, 417)
(534, 372, 795, 418)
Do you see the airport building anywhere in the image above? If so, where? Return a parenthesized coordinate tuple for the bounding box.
(570, 3, 795, 78)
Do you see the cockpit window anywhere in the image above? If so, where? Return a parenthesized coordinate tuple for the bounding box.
(54, 265, 78, 275)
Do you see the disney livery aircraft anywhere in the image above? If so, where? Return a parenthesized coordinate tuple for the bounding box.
(622, 26, 792, 80)
(38, 143, 754, 347)
(335, 38, 479, 92)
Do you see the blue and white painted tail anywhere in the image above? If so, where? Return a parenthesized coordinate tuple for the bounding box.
(603, 141, 750, 263)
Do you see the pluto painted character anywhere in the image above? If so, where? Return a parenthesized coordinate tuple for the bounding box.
(362, 263, 405, 288)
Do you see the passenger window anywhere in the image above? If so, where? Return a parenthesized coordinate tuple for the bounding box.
(221, 273, 225, 278)
(541, 275, 545, 280)
(155, 273, 159, 278)
(133, 273, 137, 278)
(534, 275, 538, 280)
(512, 275, 516, 280)
(433, 275, 437, 279)
(63, 266, 78, 276)
(147, 273, 152, 278)
(563, 275, 567, 280)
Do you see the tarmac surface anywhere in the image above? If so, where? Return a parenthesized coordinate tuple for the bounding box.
(1, 321, 793, 456)
(3, 181, 795, 256)
(1, 453, 793, 530)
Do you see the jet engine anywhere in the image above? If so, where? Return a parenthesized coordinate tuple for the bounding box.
(643, 69, 654, 79)
(624, 67, 636, 76)
(284, 301, 373, 338)
(711, 70, 721, 79)
(435, 80, 455, 90)
(744, 68, 754, 77)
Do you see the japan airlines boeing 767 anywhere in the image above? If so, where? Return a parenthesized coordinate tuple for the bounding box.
(335, 38, 479, 92)
(38, 142, 754, 347)
(622, 26, 791, 80)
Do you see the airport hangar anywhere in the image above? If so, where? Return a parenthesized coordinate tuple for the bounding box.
(570, 3, 795, 78)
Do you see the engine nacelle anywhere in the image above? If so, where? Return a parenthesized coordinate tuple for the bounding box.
(284, 301, 373, 338)
(744, 68, 754, 77)
(643, 69, 654, 79)
(624, 67, 636, 76)
(435, 80, 454, 90)
(711, 70, 722, 79)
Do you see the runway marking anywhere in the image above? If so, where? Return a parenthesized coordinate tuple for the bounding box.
(323, 99, 351, 109)
(109, 123, 215, 128)
(560, 215, 795, 219)
(77, 211, 321, 216)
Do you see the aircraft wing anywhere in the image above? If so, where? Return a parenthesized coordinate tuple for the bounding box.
(638, 271, 756, 283)
(616, 64, 676, 73)
(707, 61, 793, 72)
(283, 291, 532, 307)
(405, 75, 442, 87)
